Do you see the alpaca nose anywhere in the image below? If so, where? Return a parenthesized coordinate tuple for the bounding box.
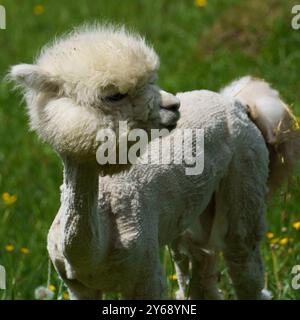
(166, 102, 180, 112)
(159, 90, 181, 111)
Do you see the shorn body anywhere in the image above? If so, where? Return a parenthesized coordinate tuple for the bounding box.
(47, 90, 269, 299)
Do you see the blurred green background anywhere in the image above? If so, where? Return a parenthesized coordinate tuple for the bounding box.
(0, 0, 300, 299)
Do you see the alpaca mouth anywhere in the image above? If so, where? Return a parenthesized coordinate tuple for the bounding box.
(159, 109, 180, 129)
(165, 124, 177, 131)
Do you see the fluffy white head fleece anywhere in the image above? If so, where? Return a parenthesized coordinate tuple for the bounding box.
(9, 24, 180, 160)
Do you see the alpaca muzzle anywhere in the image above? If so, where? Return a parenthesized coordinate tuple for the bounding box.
(159, 90, 181, 129)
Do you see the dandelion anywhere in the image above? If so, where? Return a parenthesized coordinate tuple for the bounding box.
(63, 291, 70, 300)
(2, 192, 17, 206)
(48, 284, 56, 292)
(195, 0, 207, 7)
(5, 244, 14, 252)
(34, 286, 54, 300)
(33, 5, 45, 15)
(58, 291, 70, 300)
(279, 238, 289, 245)
(20, 247, 30, 255)
(169, 274, 177, 281)
(266, 232, 274, 239)
(292, 221, 300, 230)
(270, 238, 279, 244)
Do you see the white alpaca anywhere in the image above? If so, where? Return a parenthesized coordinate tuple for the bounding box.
(10, 25, 300, 299)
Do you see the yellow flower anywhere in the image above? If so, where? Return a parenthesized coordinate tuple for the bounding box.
(48, 284, 56, 292)
(270, 238, 279, 244)
(63, 291, 70, 300)
(292, 221, 300, 230)
(169, 274, 177, 281)
(20, 247, 30, 254)
(266, 232, 274, 239)
(5, 244, 14, 252)
(2, 192, 17, 206)
(33, 5, 45, 15)
(195, 0, 207, 7)
(279, 238, 289, 245)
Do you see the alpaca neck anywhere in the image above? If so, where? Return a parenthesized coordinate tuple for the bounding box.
(60, 156, 109, 269)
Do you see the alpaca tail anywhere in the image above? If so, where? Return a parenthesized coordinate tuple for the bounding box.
(221, 76, 300, 193)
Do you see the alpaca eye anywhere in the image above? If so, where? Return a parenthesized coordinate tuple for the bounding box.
(104, 92, 128, 102)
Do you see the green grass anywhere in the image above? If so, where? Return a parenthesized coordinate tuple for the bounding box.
(0, 0, 300, 300)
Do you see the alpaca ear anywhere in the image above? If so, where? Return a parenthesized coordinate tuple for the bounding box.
(9, 64, 62, 92)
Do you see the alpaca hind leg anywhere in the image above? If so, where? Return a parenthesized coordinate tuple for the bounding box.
(223, 244, 271, 300)
(189, 249, 222, 300)
(220, 148, 270, 300)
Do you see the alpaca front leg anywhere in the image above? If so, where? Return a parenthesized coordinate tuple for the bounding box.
(125, 257, 167, 299)
(64, 278, 102, 300)
(132, 267, 166, 299)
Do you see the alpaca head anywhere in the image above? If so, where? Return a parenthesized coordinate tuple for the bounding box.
(9, 24, 180, 161)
